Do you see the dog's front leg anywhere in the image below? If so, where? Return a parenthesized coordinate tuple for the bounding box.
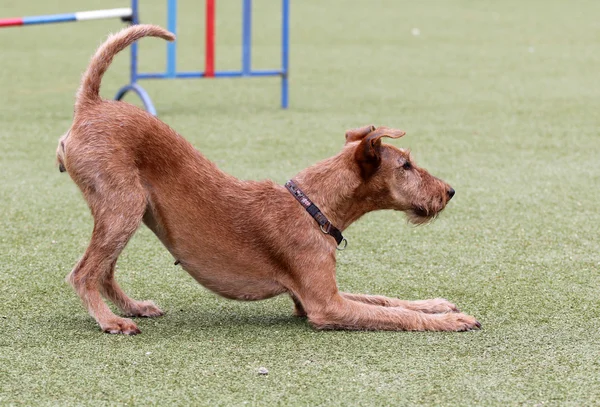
(293, 264, 479, 332)
(340, 293, 460, 314)
(290, 294, 307, 317)
(305, 294, 479, 332)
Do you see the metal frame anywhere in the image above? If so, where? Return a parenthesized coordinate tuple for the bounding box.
(115, 0, 291, 115)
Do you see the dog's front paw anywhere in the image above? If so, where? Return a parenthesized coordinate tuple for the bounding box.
(125, 300, 164, 318)
(426, 298, 460, 314)
(405, 298, 460, 314)
(101, 317, 141, 335)
(438, 313, 481, 332)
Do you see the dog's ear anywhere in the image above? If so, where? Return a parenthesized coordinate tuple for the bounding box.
(345, 125, 376, 144)
(354, 127, 406, 178)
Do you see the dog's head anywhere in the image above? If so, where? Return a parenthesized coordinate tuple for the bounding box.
(345, 125, 454, 225)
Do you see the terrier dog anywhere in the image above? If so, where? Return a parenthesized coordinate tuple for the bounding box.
(57, 24, 480, 334)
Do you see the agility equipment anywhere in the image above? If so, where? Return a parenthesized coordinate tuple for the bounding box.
(1, 0, 291, 114)
(0, 8, 132, 27)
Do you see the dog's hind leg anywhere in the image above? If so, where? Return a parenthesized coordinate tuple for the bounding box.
(67, 178, 149, 335)
(339, 292, 459, 314)
(100, 259, 164, 318)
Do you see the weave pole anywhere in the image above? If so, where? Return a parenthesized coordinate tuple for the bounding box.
(115, 0, 290, 114)
(205, 0, 216, 78)
(0, 8, 132, 28)
(281, 0, 290, 108)
(242, 0, 252, 76)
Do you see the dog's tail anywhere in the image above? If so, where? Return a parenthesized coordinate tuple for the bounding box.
(75, 24, 175, 110)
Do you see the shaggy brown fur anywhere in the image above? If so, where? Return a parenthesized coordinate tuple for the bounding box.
(57, 24, 480, 335)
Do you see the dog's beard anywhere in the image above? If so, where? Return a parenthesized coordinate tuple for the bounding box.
(405, 206, 441, 225)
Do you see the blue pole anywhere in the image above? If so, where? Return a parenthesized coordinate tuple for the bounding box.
(166, 0, 177, 78)
(130, 0, 139, 84)
(21, 14, 77, 25)
(242, 0, 252, 75)
(116, 0, 157, 115)
(281, 0, 290, 108)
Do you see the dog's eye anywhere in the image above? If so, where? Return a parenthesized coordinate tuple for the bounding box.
(402, 161, 412, 170)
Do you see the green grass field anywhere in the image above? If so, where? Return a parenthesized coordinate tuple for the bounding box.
(1, 0, 599, 405)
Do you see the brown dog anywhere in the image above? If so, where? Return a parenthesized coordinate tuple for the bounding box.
(57, 24, 480, 335)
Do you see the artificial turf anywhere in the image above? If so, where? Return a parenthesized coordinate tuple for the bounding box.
(1, 0, 599, 405)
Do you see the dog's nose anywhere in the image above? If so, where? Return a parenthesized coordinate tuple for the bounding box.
(447, 188, 455, 200)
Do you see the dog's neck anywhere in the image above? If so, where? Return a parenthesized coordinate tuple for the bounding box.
(293, 151, 373, 231)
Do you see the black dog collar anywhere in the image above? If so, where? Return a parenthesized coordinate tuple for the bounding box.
(284, 180, 347, 250)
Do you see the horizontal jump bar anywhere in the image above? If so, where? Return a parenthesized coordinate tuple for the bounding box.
(137, 70, 284, 79)
(0, 8, 132, 27)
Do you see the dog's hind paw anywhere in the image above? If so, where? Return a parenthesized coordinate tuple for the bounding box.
(125, 300, 164, 318)
(101, 317, 141, 335)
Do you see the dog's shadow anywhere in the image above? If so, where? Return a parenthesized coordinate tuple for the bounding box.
(169, 308, 307, 329)
(48, 307, 310, 339)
